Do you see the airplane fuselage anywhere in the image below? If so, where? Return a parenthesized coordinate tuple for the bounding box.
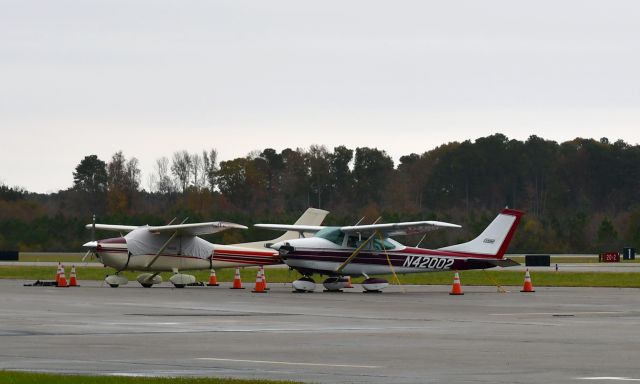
(278, 241, 505, 277)
(96, 235, 280, 272)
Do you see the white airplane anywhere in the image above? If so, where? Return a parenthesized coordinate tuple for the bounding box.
(83, 208, 328, 288)
(256, 208, 523, 292)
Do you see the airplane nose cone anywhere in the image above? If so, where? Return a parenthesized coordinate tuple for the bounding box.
(277, 242, 295, 255)
(83, 241, 98, 248)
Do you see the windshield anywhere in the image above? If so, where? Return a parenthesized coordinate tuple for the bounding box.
(315, 227, 345, 246)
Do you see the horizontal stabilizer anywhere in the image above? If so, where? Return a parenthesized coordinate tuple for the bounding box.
(465, 258, 520, 269)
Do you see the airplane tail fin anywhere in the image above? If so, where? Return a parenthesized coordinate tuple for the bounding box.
(235, 208, 329, 249)
(438, 209, 523, 259)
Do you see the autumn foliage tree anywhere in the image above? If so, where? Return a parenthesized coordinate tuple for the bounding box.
(2, 135, 640, 252)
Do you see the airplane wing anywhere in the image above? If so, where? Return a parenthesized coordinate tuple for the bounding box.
(146, 221, 247, 236)
(340, 221, 461, 237)
(84, 224, 139, 233)
(253, 224, 325, 233)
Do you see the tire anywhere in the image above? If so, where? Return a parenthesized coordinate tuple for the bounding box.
(173, 284, 185, 288)
(108, 284, 119, 288)
(141, 283, 153, 288)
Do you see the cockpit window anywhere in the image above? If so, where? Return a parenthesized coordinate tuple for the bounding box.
(347, 235, 396, 250)
(347, 235, 359, 248)
(371, 238, 396, 250)
(315, 227, 345, 246)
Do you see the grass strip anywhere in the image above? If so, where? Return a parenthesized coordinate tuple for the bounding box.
(19, 253, 86, 262)
(397, 270, 640, 288)
(0, 371, 300, 384)
(3, 266, 639, 288)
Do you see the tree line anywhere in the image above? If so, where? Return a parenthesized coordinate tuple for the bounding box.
(1, 133, 639, 253)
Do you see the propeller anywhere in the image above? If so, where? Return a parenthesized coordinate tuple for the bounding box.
(277, 242, 295, 255)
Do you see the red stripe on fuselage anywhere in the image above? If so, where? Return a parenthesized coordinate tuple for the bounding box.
(214, 249, 277, 257)
(212, 257, 279, 265)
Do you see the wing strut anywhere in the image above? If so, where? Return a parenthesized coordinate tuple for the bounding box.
(145, 218, 188, 269)
(415, 233, 427, 248)
(334, 231, 378, 274)
(82, 214, 97, 262)
(378, 231, 404, 292)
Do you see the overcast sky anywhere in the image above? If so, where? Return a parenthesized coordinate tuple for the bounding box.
(2, 0, 639, 193)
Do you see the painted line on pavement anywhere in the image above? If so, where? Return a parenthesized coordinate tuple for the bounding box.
(198, 357, 380, 368)
(491, 311, 624, 316)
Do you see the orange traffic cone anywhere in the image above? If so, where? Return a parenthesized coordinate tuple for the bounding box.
(252, 268, 267, 293)
(521, 269, 535, 293)
(230, 267, 244, 289)
(207, 269, 219, 286)
(55, 262, 61, 284)
(69, 265, 78, 287)
(260, 266, 269, 290)
(345, 276, 354, 288)
(449, 271, 464, 295)
(57, 265, 68, 287)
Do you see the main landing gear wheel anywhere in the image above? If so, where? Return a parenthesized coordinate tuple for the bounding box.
(292, 276, 316, 293)
(322, 276, 349, 292)
(169, 273, 196, 288)
(136, 273, 163, 288)
(105, 274, 129, 288)
(362, 278, 389, 293)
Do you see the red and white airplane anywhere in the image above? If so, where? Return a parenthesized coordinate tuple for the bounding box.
(256, 208, 523, 292)
(83, 208, 328, 288)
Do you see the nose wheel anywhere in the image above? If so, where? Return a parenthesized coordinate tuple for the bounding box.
(362, 277, 389, 293)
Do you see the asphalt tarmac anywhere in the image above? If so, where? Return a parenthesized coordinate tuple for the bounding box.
(1, 279, 639, 383)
